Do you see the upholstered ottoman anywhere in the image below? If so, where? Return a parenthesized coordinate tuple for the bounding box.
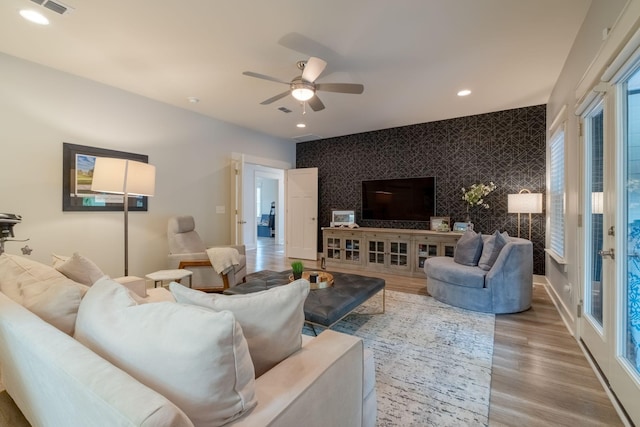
(225, 270, 386, 329)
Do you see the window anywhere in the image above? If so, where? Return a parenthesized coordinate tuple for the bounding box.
(549, 128, 566, 259)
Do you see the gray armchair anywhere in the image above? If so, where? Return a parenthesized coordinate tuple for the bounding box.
(167, 216, 246, 292)
(424, 235, 533, 314)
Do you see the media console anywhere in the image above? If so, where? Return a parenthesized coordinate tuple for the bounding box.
(322, 227, 461, 278)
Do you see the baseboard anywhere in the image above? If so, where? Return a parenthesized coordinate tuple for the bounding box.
(541, 278, 576, 337)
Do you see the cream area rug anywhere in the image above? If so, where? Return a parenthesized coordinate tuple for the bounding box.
(306, 289, 495, 426)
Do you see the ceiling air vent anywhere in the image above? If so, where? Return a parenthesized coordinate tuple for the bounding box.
(30, 0, 74, 15)
(278, 107, 292, 114)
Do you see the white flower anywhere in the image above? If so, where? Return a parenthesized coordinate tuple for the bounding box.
(462, 182, 496, 209)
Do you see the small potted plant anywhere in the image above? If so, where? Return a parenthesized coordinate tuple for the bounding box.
(291, 260, 304, 280)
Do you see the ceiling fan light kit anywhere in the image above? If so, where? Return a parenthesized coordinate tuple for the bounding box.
(243, 56, 364, 112)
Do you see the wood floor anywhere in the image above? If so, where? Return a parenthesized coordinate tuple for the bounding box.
(251, 239, 625, 426)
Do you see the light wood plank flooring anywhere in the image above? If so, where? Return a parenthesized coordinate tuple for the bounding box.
(251, 239, 624, 426)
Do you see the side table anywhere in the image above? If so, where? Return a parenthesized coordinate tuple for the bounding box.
(145, 269, 193, 288)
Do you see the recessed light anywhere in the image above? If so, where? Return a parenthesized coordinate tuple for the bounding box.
(187, 97, 200, 104)
(19, 9, 49, 25)
(457, 89, 471, 97)
(296, 123, 306, 128)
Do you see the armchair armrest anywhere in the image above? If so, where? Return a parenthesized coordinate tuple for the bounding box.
(227, 330, 364, 427)
(485, 239, 533, 313)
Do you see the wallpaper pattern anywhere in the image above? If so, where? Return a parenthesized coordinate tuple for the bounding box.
(296, 104, 547, 274)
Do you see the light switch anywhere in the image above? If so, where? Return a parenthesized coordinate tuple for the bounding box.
(216, 206, 225, 214)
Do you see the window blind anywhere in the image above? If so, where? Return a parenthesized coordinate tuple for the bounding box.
(549, 130, 565, 258)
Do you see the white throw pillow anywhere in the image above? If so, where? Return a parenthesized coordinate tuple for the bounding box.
(54, 252, 105, 285)
(170, 279, 310, 377)
(0, 254, 88, 335)
(75, 277, 256, 426)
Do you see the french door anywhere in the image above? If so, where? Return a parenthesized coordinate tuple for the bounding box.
(581, 63, 640, 424)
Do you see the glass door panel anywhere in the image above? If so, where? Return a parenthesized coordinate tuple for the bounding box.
(624, 69, 640, 375)
(586, 105, 605, 328)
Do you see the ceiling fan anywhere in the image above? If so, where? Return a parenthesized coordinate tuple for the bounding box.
(242, 57, 364, 112)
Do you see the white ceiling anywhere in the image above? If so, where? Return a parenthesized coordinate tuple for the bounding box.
(0, 0, 590, 142)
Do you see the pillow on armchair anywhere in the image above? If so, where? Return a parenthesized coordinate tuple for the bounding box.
(478, 231, 509, 271)
(453, 229, 484, 266)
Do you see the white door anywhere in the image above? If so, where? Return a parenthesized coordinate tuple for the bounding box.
(229, 158, 245, 245)
(286, 168, 318, 260)
(580, 96, 611, 374)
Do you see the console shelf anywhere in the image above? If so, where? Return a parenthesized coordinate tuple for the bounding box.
(322, 227, 461, 277)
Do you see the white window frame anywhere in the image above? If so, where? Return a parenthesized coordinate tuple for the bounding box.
(546, 105, 568, 264)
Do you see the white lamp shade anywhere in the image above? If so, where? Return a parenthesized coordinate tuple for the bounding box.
(591, 192, 604, 214)
(91, 157, 155, 197)
(508, 193, 543, 214)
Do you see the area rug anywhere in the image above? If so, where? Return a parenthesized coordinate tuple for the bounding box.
(245, 271, 495, 426)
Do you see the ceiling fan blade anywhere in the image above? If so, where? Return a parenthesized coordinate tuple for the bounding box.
(308, 95, 325, 112)
(315, 83, 364, 94)
(260, 91, 290, 105)
(243, 71, 289, 85)
(302, 57, 327, 83)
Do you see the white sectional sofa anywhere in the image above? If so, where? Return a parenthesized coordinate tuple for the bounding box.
(0, 254, 376, 427)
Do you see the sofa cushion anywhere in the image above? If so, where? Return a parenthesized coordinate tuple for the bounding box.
(0, 254, 89, 335)
(170, 279, 310, 378)
(75, 277, 257, 426)
(54, 252, 105, 285)
(426, 256, 486, 289)
(478, 231, 509, 271)
(453, 229, 484, 266)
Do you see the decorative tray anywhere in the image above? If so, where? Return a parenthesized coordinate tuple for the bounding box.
(289, 271, 334, 290)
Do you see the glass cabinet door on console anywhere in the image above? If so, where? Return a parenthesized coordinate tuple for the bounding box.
(416, 242, 439, 269)
(368, 239, 385, 266)
(343, 238, 361, 263)
(326, 236, 341, 260)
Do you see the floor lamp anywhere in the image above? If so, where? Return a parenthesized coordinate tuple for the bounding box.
(508, 189, 543, 240)
(91, 157, 156, 276)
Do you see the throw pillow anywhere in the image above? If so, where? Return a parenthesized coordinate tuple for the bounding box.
(0, 254, 89, 335)
(75, 277, 256, 426)
(453, 229, 484, 266)
(170, 279, 310, 378)
(54, 252, 105, 285)
(478, 230, 509, 271)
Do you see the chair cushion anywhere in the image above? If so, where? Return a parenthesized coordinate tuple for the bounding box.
(170, 279, 310, 378)
(53, 252, 105, 285)
(453, 229, 484, 266)
(75, 277, 257, 426)
(0, 254, 89, 335)
(426, 256, 487, 289)
(478, 231, 509, 271)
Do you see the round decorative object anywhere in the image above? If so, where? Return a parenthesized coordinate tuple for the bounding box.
(289, 271, 334, 289)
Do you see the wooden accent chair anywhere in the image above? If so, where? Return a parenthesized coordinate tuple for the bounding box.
(167, 215, 246, 292)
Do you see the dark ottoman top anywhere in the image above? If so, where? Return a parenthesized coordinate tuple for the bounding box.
(224, 270, 385, 328)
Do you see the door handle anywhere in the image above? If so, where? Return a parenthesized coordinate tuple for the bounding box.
(598, 248, 615, 260)
(238, 221, 247, 224)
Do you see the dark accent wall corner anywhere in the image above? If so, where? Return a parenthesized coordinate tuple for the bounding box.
(296, 104, 546, 275)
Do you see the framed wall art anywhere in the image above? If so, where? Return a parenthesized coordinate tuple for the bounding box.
(62, 142, 149, 212)
(430, 216, 450, 231)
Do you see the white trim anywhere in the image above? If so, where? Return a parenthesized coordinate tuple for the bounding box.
(549, 104, 567, 136)
(543, 280, 575, 336)
(545, 248, 568, 272)
(575, 0, 640, 104)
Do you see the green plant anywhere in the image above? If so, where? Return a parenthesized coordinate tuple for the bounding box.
(461, 182, 496, 209)
(291, 260, 304, 275)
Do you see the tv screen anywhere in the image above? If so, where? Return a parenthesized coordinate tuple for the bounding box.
(361, 177, 436, 221)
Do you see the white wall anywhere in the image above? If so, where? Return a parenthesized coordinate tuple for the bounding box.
(0, 53, 295, 278)
(546, 0, 630, 332)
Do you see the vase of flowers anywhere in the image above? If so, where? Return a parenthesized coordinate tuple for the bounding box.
(461, 182, 496, 224)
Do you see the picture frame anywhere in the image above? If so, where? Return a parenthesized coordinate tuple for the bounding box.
(331, 210, 356, 227)
(453, 222, 471, 232)
(430, 216, 450, 231)
(62, 142, 149, 212)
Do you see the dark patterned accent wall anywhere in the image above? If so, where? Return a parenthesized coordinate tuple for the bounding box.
(296, 104, 547, 275)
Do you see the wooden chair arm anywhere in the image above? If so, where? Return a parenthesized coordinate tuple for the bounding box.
(177, 260, 230, 292)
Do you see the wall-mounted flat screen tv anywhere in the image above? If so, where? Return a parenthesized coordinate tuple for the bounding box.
(361, 177, 436, 221)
